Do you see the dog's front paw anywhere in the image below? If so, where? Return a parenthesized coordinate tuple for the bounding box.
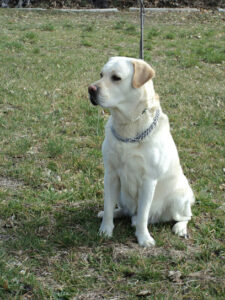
(99, 222, 114, 238)
(136, 231, 155, 247)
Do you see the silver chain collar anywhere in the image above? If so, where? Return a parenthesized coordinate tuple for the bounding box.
(111, 109, 160, 143)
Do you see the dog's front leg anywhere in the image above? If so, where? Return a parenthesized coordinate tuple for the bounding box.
(135, 179, 157, 247)
(99, 171, 119, 238)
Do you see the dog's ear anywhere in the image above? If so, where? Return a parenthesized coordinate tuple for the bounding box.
(132, 60, 155, 88)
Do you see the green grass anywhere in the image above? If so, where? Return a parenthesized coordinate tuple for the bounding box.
(0, 9, 224, 299)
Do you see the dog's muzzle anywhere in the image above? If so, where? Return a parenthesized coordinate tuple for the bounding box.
(88, 85, 99, 106)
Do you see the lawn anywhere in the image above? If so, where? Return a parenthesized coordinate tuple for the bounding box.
(0, 8, 224, 299)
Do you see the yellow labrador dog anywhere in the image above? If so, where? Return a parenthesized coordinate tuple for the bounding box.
(88, 57, 194, 247)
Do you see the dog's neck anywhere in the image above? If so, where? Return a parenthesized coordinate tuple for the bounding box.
(109, 92, 160, 140)
(110, 100, 149, 125)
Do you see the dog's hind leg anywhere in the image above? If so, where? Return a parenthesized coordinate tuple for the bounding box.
(170, 189, 194, 239)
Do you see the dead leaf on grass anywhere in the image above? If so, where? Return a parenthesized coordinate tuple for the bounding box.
(137, 290, 152, 297)
(27, 146, 39, 155)
(168, 270, 182, 283)
(219, 183, 225, 191)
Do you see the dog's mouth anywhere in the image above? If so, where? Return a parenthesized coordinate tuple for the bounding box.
(88, 85, 99, 106)
(90, 96, 98, 106)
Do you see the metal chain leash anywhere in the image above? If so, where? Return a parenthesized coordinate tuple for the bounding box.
(139, 0, 145, 59)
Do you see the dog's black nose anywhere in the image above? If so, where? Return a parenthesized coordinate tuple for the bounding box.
(88, 85, 98, 106)
(88, 85, 97, 94)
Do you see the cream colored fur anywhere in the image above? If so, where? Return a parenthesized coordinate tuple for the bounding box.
(89, 57, 194, 247)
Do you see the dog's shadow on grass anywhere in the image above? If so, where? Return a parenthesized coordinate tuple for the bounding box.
(50, 204, 105, 248)
(49, 204, 137, 249)
(3, 203, 175, 254)
(47, 204, 174, 249)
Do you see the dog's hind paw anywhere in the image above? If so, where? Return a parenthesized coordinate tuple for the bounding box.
(98, 210, 104, 218)
(172, 221, 188, 238)
(97, 211, 104, 218)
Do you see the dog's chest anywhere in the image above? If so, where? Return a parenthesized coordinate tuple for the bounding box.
(103, 130, 173, 187)
(105, 140, 146, 196)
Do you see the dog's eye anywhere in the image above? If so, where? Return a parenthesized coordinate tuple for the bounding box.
(111, 75, 121, 82)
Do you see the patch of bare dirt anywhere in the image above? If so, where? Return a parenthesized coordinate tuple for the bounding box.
(112, 242, 200, 261)
(0, 177, 23, 190)
(73, 292, 107, 300)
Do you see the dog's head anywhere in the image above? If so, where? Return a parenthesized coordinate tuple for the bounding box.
(88, 57, 155, 109)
